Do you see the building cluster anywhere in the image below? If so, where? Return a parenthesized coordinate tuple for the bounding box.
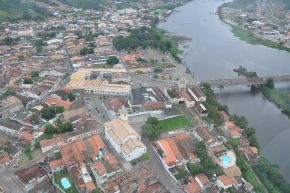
(0, 0, 262, 193)
(154, 124, 256, 193)
(221, 3, 290, 47)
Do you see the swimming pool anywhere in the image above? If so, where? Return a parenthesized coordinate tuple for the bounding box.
(222, 155, 231, 167)
(61, 177, 71, 189)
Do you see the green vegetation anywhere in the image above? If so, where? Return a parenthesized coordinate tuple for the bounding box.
(92, 189, 102, 193)
(230, 114, 259, 148)
(76, 31, 103, 41)
(0, 0, 51, 22)
(80, 47, 94, 55)
(58, 0, 107, 9)
(235, 152, 267, 193)
(231, 27, 290, 52)
(281, 0, 290, 9)
(55, 152, 62, 159)
(159, 116, 193, 131)
(106, 56, 119, 66)
(113, 27, 183, 62)
(41, 106, 65, 120)
(130, 152, 151, 165)
(231, 114, 248, 129)
(174, 168, 190, 180)
(0, 89, 16, 100)
(1, 37, 20, 45)
(142, 116, 192, 139)
(262, 87, 290, 117)
(221, 0, 257, 10)
(204, 84, 288, 192)
(233, 66, 257, 77)
(33, 38, 48, 52)
(187, 142, 223, 177)
(67, 93, 76, 101)
(16, 149, 41, 168)
(202, 84, 225, 126)
(253, 158, 290, 193)
(31, 71, 40, 78)
(54, 170, 78, 193)
(44, 121, 73, 135)
(23, 78, 33, 84)
(142, 117, 162, 139)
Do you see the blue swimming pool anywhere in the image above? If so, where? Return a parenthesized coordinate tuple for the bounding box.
(222, 155, 231, 167)
(61, 177, 71, 189)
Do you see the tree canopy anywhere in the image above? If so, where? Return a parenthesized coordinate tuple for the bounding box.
(106, 56, 119, 66)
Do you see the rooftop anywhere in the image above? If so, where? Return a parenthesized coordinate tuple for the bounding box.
(15, 164, 47, 184)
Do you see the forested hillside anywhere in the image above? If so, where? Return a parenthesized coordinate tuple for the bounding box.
(57, 0, 107, 9)
(0, 0, 51, 22)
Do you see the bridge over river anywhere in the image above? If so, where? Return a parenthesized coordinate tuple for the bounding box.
(200, 75, 290, 87)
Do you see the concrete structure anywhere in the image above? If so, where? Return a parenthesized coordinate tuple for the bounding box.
(40, 136, 65, 153)
(201, 75, 290, 87)
(0, 120, 25, 136)
(66, 68, 131, 96)
(104, 118, 146, 161)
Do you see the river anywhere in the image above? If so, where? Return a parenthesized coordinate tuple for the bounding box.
(158, 0, 290, 181)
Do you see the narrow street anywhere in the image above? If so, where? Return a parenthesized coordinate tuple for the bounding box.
(146, 146, 184, 193)
(0, 168, 25, 193)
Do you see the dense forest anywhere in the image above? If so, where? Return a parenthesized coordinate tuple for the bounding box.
(57, 0, 107, 9)
(0, 0, 52, 22)
(113, 27, 182, 62)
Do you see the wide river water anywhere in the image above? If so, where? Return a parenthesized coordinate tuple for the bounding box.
(159, 0, 290, 181)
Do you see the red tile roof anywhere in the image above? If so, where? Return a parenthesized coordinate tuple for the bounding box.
(184, 177, 201, 193)
(217, 175, 236, 186)
(45, 97, 72, 110)
(49, 159, 64, 169)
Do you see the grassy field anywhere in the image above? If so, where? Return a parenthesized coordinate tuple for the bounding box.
(16, 149, 41, 168)
(262, 87, 290, 116)
(231, 26, 290, 52)
(54, 170, 78, 193)
(159, 116, 193, 132)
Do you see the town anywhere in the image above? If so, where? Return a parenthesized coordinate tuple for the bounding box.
(219, 0, 290, 49)
(0, 0, 281, 193)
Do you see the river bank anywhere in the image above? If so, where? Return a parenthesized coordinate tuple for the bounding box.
(158, 0, 290, 182)
(217, 1, 290, 53)
(157, 1, 290, 192)
(261, 87, 290, 117)
(204, 83, 290, 193)
(231, 26, 290, 52)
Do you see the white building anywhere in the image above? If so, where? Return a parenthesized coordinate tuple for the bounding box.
(104, 118, 146, 161)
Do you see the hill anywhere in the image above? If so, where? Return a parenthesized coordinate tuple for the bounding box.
(0, 0, 51, 22)
(57, 0, 107, 9)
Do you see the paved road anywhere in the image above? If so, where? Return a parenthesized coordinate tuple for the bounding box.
(147, 146, 184, 193)
(0, 168, 25, 193)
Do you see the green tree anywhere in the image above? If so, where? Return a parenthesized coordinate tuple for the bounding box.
(44, 124, 57, 134)
(141, 117, 162, 139)
(2, 37, 14, 45)
(264, 78, 274, 89)
(58, 122, 73, 133)
(23, 78, 33, 84)
(232, 114, 248, 129)
(31, 71, 39, 78)
(67, 93, 76, 101)
(80, 47, 94, 55)
(106, 56, 119, 66)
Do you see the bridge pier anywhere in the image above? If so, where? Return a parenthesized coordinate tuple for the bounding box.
(250, 85, 262, 93)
